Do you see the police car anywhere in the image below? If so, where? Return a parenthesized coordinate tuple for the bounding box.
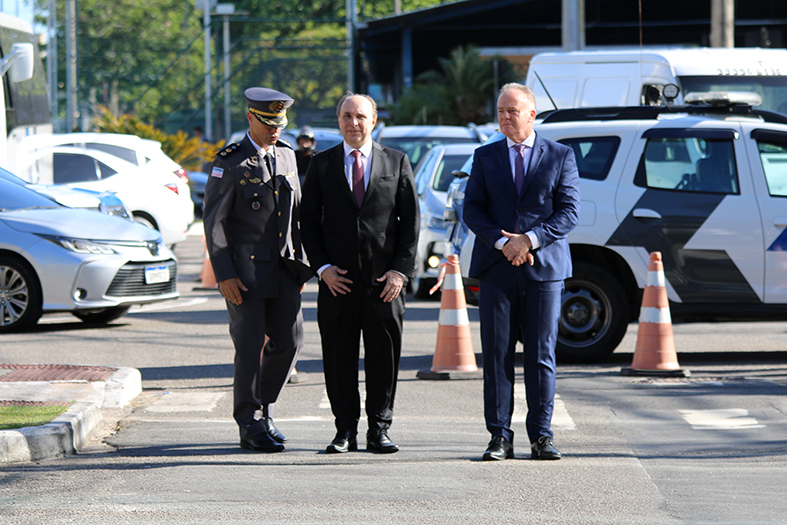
(445, 93, 787, 363)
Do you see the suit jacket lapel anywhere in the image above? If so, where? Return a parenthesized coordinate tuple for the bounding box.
(494, 139, 518, 197)
(520, 135, 545, 197)
(362, 142, 385, 206)
(329, 144, 357, 207)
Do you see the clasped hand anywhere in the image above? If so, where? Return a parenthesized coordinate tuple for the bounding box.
(501, 230, 535, 266)
(322, 266, 403, 302)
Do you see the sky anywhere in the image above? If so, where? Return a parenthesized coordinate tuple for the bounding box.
(1, 1, 40, 32)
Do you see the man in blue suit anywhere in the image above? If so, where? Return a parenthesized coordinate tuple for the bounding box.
(463, 83, 580, 461)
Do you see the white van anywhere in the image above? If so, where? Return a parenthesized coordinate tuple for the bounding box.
(525, 47, 787, 113)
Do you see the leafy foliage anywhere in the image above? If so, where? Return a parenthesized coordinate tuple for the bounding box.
(92, 107, 222, 171)
(391, 45, 518, 125)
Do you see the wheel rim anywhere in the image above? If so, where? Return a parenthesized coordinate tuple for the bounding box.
(0, 265, 29, 327)
(559, 278, 612, 349)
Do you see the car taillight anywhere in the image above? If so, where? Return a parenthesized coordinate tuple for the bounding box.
(174, 168, 189, 183)
(165, 183, 179, 195)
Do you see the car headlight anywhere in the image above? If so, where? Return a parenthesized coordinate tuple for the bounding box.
(38, 235, 116, 254)
(99, 202, 132, 220)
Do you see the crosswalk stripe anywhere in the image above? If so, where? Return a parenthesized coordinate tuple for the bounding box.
(513, 385, 575, 430)
(679, 409, 765, 430)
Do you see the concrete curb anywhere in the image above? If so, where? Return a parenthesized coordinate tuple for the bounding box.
(0, 367, 141, 464)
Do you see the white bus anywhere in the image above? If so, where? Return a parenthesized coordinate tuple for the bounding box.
(0, 13, 51, 170)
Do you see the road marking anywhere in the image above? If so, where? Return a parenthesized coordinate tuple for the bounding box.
(514, 385, 575, 430)
(679, 409, 765, 430)
(319, 388, 365, 409)
(129, 297, 208, 313)
(143, 391, 225, 412)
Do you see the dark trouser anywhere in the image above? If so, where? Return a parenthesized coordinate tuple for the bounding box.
(317, 280, 404, 434)
(226, 269, 303, 439)
(478, 260, 563, 444)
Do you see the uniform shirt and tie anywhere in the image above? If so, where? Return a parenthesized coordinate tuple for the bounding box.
(248, 131, 276, 178)
(493, 132, 541, 252)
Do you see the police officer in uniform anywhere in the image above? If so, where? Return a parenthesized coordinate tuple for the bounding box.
(203, 87, 312, 452)
(294, 126, 317, 183)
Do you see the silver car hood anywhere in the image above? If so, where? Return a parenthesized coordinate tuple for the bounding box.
(0, 208, 160, 241)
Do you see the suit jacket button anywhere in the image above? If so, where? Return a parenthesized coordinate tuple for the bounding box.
(279, 233, 283, 237)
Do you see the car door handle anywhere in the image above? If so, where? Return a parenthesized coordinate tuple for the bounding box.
(775, 217, 787, 227)
(632, 208, 662, 220)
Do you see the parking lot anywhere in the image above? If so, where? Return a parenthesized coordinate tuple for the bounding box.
(1, 230, 786, 523)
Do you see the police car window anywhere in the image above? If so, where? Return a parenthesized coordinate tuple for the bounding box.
(86, 143, 139, 165)
(414, 149, 439, 195)
(97, 161, 118, 180)
(756, 140, 787, 197)
(637, 138, 739, 194)
(557, 137, 619, 181)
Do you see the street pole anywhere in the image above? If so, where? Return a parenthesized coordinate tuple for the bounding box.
(65, 0, 77, 131)
(216, 4, 235, 142)
(346, 0, 357, 92)
(203, 2, 212, 142)
(47, 0, 57, 128)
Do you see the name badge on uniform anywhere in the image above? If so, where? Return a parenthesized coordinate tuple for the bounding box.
(251, 201, 261, 210)
(211, 167, 224, 178)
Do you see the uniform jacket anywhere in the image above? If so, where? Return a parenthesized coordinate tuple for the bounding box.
(203, 135, 312, 298)
(463, 135, 580, 281)
(300, 141, 419, 287)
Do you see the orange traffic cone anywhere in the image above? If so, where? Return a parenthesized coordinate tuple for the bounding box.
(621, 252, 689, 377)
(196, 236, 218, 289)
(417, 254, 482, 380)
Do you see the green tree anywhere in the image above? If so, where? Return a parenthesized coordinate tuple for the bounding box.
(391, 45, 517, 125)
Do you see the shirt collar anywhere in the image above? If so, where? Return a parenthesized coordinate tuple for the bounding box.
(343, 140, 373, 159)
(506, 131, 536, 149)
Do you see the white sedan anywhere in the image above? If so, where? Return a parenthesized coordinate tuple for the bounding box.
(0, 177, 179, 332)
(14, 146, 193, 247)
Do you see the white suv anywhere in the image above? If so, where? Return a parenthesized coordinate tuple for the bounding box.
(445, 94, 787, 363)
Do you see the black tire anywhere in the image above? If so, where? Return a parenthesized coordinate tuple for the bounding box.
(73, 306, 131, 324)
(0, 255, 43, 333)
(557, 262, 629, 363)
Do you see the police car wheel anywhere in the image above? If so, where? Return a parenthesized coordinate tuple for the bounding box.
(0, 255, 43, 333)
(557, 262, 629, 363)
(72, 306, 131, 324)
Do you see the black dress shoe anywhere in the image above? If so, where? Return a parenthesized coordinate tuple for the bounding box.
(366, 429, 399, 453)
(483, 436, 514, 461)
(240, 432, 285, 453)
(531, 435, 561, 460)
(262, 417, 287, 443)
(326, 431, 358, 454)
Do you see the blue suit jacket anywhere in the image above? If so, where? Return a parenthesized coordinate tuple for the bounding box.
(463, 135, 580, 281)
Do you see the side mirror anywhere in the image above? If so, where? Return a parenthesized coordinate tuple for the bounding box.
(444, 208, 458, 222)
(0, 43, 35, 83)
(451, 170, 469, 179)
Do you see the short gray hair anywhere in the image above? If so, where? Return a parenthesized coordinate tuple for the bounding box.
(336, 91, 378, 119)
(499, 83, 536, 112)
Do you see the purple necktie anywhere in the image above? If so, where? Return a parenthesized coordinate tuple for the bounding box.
(513, 143, 526, 195)
(351, 150, 364, 208)
(513, 144, 526, 233)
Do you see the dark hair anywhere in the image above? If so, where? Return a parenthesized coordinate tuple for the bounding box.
(336, 91, 378, 119)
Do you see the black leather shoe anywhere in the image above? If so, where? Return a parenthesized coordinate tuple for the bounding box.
(326, 431, 358, 454)
(366, 429, 399, 453)
(531, 435, 561, 460)
(262, 417, 287, 444)
(240, 432, 285, 453)
(483, 436, 514, 461)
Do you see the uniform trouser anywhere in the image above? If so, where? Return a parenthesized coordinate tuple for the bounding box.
(478, 260, 563, 444)
(226, 269, 303, 439)
(317, 280, 404, 434)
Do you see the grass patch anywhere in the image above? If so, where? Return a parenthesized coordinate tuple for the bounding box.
(0, 403, 72, 431)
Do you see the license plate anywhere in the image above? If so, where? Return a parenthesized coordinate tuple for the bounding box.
(144, 266, 170, 284)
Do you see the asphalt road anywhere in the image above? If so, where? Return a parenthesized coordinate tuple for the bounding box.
(1, 231, 786, 524)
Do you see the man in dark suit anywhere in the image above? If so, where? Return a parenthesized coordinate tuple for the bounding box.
(300, 93, 419, 454)
(463, 83, 580, 461)
(203, 87, 312, 453)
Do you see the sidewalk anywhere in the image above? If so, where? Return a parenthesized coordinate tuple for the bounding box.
(0, 364, 141, 463)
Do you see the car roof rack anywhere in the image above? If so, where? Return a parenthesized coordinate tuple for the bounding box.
(540, 105, 787, 125)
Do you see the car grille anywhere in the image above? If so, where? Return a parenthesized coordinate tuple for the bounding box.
(106, 259, 178, 297)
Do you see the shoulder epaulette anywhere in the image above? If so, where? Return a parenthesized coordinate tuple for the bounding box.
(277, 138, 293, 150)
(217, 142, 241, 158)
